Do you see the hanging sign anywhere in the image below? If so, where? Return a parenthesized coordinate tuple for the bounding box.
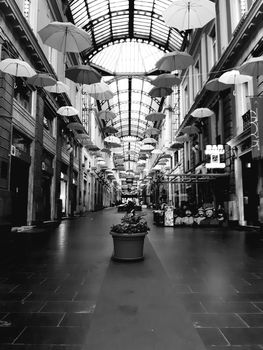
(250, 97, 263, 159)
(205, 145, 225, 169)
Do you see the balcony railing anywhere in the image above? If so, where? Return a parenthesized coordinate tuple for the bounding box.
(242, 110, 251, 131)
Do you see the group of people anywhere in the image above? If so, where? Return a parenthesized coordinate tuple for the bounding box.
(158, 202, 226, 227)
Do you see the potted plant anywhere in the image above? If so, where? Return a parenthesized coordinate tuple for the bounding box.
(110, 211, 149, 261)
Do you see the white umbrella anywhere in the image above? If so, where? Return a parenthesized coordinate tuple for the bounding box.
(27, 73, 57, 87)
(44, 81, 69, 94)
(140, 144, 155, 151)
(104, 135, 121, 144)
(145, 112, 166, 122)
(163, 0, 216, 31)
(155, 50, 194, 71)
(205, 78, 231, 92)
(151, 149, 163, 154)
(191, 108, 214, 119)
(142, 137, 157, 144)
(0, 58, 36, 77)
(57, 106, 79, 116)
(151, 74, 181, 88)
(85, 82, 114, 100)
(97, 110, 116, 121)
(218, 70, 252, 85)
(38, 21, 92, 53)
(238, 56, 263, 77)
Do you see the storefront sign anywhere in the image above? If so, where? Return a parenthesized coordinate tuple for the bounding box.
(250, 97, 263, 159)
(205, 145, 225, 169)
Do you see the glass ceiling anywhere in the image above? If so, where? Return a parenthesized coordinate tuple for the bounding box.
(69, 0, 185, 169)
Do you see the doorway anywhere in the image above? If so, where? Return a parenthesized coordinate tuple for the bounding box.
(241, 152, 259, 225)
(10, 157, 29, 226)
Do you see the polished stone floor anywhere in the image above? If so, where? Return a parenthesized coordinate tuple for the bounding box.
(0, 208, 263, 349)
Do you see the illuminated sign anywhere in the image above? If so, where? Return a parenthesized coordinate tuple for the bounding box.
(205, 145, 226, 169)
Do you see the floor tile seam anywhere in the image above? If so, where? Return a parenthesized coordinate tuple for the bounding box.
(12, 326, 27, 344)
(251, 303, 263, 312)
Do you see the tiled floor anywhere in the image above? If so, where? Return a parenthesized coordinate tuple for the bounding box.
(0, 208, 263, 349)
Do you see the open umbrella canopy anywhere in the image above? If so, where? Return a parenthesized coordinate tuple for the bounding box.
(38, 21, 92, 53)
(44, 81, 70, 94)
(175, 134, 190, 143)
(97, 110, 116, 121)
(102, 126, 118, 134)
(57, 106, 79, 116)
(149, 86, 173, 98)
(74, 134, 90, 141)
(205, 78, 231, 92)
(144, 127, 160, 136)
(0, 58, 36, 77)
(218, 70, 252, 85)
(140, 144, 155, 151)
(151, 148, 163, 154)
(104, 135, 121, 144)
(191, 108, 214, 119)
(65, 65, 101, 85)
(145, 112, 166, 122)
(85, 82, 114, 100)
(163, 0, 216, 31)
(142, 137, 157, 144)
(101, 148, 111, 154)
(67, 122, 85, 131)
(27, 73, 57, 87)
(238, 56, 263, 77)
(151, 73, 181, 88)
(168, 141, 184, 150)
(155, 50, 194, 71)
(181, 125, 200, 135)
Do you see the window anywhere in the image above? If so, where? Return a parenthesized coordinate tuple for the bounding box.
(48, 47, 57, 71)
(14, 78, 32, 113)
(193, 59, 201, 97)
(183, 84, 189, 117)
(207, 26, 217, 70)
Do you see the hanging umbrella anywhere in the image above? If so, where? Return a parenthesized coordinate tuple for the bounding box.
(0, 58, 36, 77)
(159, 154, 172, 160)
(27, 73, 57, 87)
(85, 82, 114, 100)
(101, 148, 111, 154)
(142, 137, 157, 144)
(181, 125, 200, 135)
(145, 112, 166, 122)
(102, 126, 118, 134)
(86, 145, 100, 151)
(140, 144, 155, 151)
(38, 21, 92, 53)
(163, 0, 216, 31)
(155, 50, 194, 71)
(149, 86, 173, 98)
(218, 70, 252, 85)
(175, 134, 190, 143)
(97, 110, 116, 121)
(65, 65, 101, 85)
(158, 159, 168, 165)
(57, 106, 79, 116)
(191, 108, 214, 119)
(205, 78, 231, 92)
(144, 127, 160, 136)
(74, 134, 90, 140)
(168, 142, 184, 150)
(104, 135, 121, 144)
(151, 74, 181, 88)
(44, 80, 70, 94)
(151, 149, 163, 154)
(67, 122, 85, 131)
(238, 56, 263, 77)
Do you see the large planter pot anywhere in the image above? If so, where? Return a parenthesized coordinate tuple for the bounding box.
(110, 231, 148, 261)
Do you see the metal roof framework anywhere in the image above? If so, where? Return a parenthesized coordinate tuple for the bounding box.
(69, 0, 186, 167)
